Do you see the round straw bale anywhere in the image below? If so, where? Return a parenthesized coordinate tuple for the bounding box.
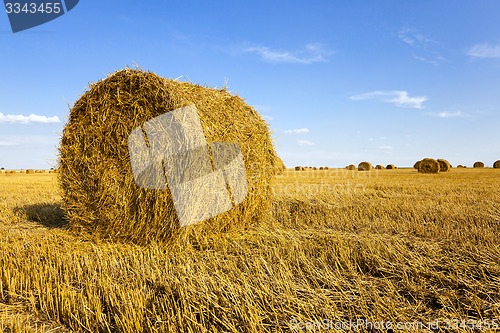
(274, 156, 286, 175)
(59, 69, 279, 244)
(457, 165, 464, 168)
(295, 166, 302, 171)
(319, 167, 324, 170)
(386, 164, 396, 169)
(417, 158, 440, 173)
(26, 169, 34, 174)
(437, 159, 451, 172)
(413, 160, 421, 169)
(346, 164, 356, 170)
(375, 164, 385, 170)
(473, 161, 484, 168)
(494, 160, 500, 168)
(358, 161, 373, 171)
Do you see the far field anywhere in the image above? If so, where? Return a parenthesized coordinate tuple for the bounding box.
(0, 168, 499, 332)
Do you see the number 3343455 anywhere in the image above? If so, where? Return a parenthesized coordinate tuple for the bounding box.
(5, 2, 62, 14)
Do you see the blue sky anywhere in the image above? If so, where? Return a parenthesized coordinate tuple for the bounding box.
(1, 0, 499, 169)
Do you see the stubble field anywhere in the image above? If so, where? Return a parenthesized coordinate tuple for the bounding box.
(0, 168, 499, 332)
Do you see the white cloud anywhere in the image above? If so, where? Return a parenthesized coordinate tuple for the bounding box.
(426, 111, 470, 118)
(467, 43, 500, 58)
(243, 43, 331, 64)
(297, 140, 315, 146)
(350, 90, 428, 109)
(0, 112, 60, 124)
(284, 128, 309, 134)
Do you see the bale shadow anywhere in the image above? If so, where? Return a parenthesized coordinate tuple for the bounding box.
(16, 203, 68, 228)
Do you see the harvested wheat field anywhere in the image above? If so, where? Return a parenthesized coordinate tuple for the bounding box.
(1, 168, 499, 332)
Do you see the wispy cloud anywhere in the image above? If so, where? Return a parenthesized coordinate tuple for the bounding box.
(284, 128, 309, 134)
(242, 43, 331, 64)
(350, 90, 428, 109)
(0, 141, 17, 146)
(297, 140, 315, 146)
(378, 145, 393, 154)
(398, 28, 444, 65)
(398, 28, 432, 46)
(426, 111, 471, 118)
(0, 113, 60, 124)
(467, 43, 500, 58)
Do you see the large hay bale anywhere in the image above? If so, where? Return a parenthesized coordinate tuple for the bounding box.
(346, 164, 356, 170)
(417, 158, 440, 174)
(413, 160, 421, 169)
(494, 160, 500, 168)
(59, 69, 279, 244)
(386, 164, 396, 169)
(473, 161, 484, 168)
(274, 157, 286, 175)
(375, 164, 385, 170)
(437, 159, 451, 172)
(358, 162, 372, 171)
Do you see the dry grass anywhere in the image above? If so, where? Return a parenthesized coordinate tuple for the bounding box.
(0, 170, 499, 332)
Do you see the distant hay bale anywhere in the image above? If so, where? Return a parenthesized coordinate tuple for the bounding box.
(26, 169, 35, 174)
(59, 69, 279, 244)
(437, 159, 451, 172)
(386, 164, 396, 169)
(457, 165, 464, 168)
(312, 167, 317, 170)
(375, 164, 385, 170)
(324, 166, 329, 170)
(319, 167, 324, 170)
(295, 166, 302, 171)
(473, 161, 484, 168)
(417, 158, 440, 174)
(358, 162, 373, 171)
(413, 161, 421, 169)
(346, 164, 356, 170)
(493, 160, 500, 168)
